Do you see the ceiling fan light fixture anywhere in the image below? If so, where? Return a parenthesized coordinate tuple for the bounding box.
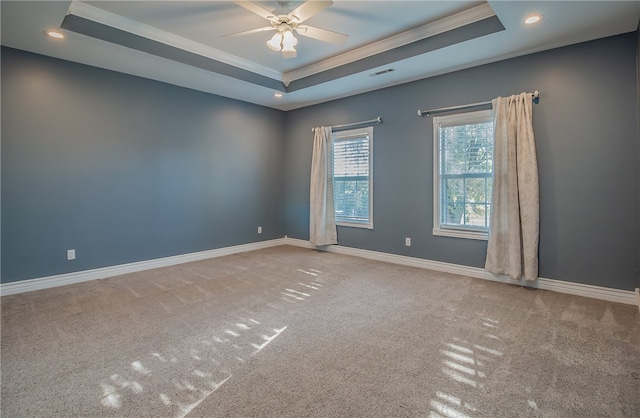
(281, 29, 298, 52)
(267, 27, 298, 53)
(267, 32, 284, 51)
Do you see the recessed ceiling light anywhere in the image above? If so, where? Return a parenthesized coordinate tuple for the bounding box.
(274, 93, 283, 98)
(45, 30, 65, 39)
(524, 15, 543, 25)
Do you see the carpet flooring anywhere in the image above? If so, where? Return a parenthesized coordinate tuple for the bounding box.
(1, 245, 639, 417)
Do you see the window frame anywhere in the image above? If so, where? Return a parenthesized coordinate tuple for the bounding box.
(332, 126, 374, 229)
(433, 109, 493, 240)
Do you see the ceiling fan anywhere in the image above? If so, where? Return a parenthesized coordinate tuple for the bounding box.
(223, 0, 349, 58)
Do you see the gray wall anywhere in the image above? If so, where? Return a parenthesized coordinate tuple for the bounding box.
(2, 47, 286, 283)
(3, 32, 639, 292)
(284, 33, 639, 291)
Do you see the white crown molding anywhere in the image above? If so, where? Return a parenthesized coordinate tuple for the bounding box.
(282, 3, 496, 85)
(282, 238, 638, 306)
(0, 238, 287, 296)
(67, 0, 283, 81)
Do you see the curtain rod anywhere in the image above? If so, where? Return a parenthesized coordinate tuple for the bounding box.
(312, 116, 382, 132)
(417, 91, 539, 117)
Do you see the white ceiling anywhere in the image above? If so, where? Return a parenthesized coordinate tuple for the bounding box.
(2, 1, 639, 111)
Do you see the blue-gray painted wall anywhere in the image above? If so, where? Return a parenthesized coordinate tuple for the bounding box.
(2, 32, 639, 291)
(1, 47, 286, 283)
(285, 33, 639, 291)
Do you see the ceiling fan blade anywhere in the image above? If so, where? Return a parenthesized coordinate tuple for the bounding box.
(221, 26, 275, 38)
(282, 50, 297, 59)
(288, 0, 333, 23)
(295, 25, 349, 45)
(234, 1, 277, 21)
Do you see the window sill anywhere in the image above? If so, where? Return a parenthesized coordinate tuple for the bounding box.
(337, 221, 373, 230)
(433, 227, 488, 241)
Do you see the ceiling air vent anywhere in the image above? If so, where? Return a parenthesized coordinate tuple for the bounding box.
(369, 68, 395, 77)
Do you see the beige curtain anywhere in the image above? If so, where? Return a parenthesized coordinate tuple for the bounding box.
(485, 93, 539, 280)
(309, 126, 337, 246)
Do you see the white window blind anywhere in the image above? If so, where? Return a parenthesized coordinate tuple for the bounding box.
(332, 127, 373, 228)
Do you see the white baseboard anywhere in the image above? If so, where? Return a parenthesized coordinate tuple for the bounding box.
(3, 237, 637, 307)
(283, 238, 638, 306)
(0, 238, 287, 296)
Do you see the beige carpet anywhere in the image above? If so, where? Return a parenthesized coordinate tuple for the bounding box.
(1, 245, 639, 417)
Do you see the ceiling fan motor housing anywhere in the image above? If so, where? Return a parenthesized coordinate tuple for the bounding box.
(272, 20, 297, 33)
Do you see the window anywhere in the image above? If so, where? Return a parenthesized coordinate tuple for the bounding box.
(433, 110, 493, 240)
(332, 127, 373, 229)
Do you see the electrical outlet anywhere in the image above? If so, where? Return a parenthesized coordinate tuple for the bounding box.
(67, 249, 76, 260)
(258, 226, 262, 234)
(405, 237, 411, 247)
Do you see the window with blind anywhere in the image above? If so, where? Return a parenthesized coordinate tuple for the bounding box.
(433, 109, 493, 240)
(332, 127, 373, 229)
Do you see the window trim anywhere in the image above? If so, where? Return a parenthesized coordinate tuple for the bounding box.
(332, 126, 373, 229)
(433, 109, 492, 240)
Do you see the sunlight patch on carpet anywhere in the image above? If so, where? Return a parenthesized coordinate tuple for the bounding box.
(95, 271, 324, 416)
